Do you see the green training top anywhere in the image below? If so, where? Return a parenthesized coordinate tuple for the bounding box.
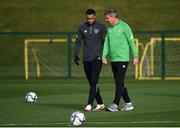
(102, 20, 138, 62)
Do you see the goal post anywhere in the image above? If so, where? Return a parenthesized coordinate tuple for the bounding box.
(24, 38, 75, 80)
(139, 37, 180, 80)
(134, 38, 144, 80)
(24, 38, 140, 80)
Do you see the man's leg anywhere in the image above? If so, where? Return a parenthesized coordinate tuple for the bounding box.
(84, 60, 102, 106)
(111, 62, 128, 106)
(83, 62, 94, 106)
(121, 87, 134, 111)
(87, 59, 103, 105)
(122, 87, 131, 103)
(93, 59, 103, 105)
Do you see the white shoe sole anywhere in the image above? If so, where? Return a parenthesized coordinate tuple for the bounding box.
(84, 105, 92, 111)
(106, 108, 118, 112)
(121, 106, 134, 111)
(93, 106, 105, 111)
(84, 109, 92, 111)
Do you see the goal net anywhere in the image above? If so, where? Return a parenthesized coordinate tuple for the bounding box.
(139, 37, 180, 80)
(24, 39, 69, 80)
(24, 38, 140, 80)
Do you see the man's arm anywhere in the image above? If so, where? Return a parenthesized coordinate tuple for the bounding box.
(74, 27, 82, 57)
(102, 33, 109, 64)
(74, 27, 82, 65)
(98, 24, 107, 60)
(101, 24, 107, 43)
(124, 24, 138, 64)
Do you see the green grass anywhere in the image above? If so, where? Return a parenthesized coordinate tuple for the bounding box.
(0, 1, 179, 126)
(0, 0, 179, 31)
(0, 78, 180, 127)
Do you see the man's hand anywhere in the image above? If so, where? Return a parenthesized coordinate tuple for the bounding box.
(74, 56, 80, 65)
(133, 58, 138, 65)
(102, 59, 108, 65)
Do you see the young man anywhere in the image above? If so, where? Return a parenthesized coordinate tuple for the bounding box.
(74, 9, 107, 111)
(102, 8, 138, 112)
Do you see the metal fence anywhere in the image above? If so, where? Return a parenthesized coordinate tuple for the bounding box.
(0, 30, 179, 79)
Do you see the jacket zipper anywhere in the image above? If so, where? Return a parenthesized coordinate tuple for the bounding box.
(90, 25, 92, 34)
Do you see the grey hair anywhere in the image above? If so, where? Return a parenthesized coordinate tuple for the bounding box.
(104, 8, 118, 18)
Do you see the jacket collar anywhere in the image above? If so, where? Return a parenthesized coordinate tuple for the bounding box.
(86, 21, 96, 26)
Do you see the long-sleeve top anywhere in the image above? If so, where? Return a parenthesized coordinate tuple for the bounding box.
(102, 20, 138, 62)
(74, 21, 107, 62)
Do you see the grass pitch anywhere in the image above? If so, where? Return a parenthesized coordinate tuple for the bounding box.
(0, 78, 180, 127)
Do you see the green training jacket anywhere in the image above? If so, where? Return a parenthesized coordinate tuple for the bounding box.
(102, 20, 138, 62)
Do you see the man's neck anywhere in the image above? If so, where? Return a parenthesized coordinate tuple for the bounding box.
(113, 18, 119, 25)
(87, 21, 96, 25)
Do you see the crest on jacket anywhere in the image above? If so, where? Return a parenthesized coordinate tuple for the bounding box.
(116, 29, 121, 32)
(94, 28, 99, 34)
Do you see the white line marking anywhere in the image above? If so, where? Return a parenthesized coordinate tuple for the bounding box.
(86, 120, 180, 124)
(1, 121, 180, 126)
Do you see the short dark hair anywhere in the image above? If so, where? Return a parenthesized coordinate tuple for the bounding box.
(86, 9, 96, 15)
(104, 8, 118, 18)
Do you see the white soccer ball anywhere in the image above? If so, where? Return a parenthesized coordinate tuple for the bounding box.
(25, 92, 37, 103)
(70, 111, 86, 126)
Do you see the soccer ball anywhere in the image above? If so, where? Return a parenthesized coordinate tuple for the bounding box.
(25, 92, 37, 103)
(70, 111, 86, 126)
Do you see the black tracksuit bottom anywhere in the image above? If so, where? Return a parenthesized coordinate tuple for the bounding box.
(83, 59, 103, 106)
(111, 62, 131, 106)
